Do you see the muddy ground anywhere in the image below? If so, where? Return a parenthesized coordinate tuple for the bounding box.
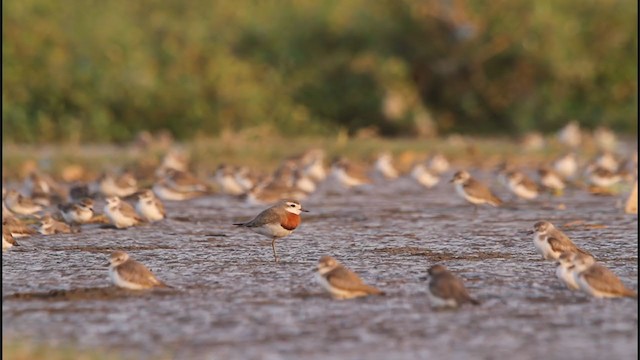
(2, 173, 638, 359)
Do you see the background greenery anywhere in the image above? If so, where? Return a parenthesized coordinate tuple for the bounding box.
(3, 0, 637, 143)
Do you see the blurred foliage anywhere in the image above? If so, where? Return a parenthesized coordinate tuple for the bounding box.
(2, 0, 637, 143)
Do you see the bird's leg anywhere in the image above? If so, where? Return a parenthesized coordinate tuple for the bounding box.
(271, 237, 280, 263)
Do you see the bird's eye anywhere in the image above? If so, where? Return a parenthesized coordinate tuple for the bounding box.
(290, 204, 296, 207)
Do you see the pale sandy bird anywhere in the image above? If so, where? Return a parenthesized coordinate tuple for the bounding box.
(585, 165, 624, 189)
(594, 151, 621, 173)
(572, 253, 637, 299)
(373, 152, 399, 180)
(556, 251, 594, 291)
(152, 179, 203, 201)
(553, 153, 578, 180)
(233, 199, 308, 263)
(2, 216, 38, 238)
(135, 190, 166, 222)
(243, 183, 307, 206)
(298, 149, 326, 182)
(104, 196, 144, 229)
(58, 198, 94, 224)
(2, 228, 18, 250)
(557, 120, 581, 148)
(39, 214, 74, 235)
(4, 190, 43, 215)
(426, 264, 479, 309)
(108, 251, 171, 290)
(155, 148, 190, 177)
(410, 162, 440, 189)
(22, 172, 59, 206)
(162, 169, 210, 193)
(428, 153, 450, 175)
(314, 256, 385, 300)
(593, 126, 617, 151)
(449, 171, 502, 212)
(531, 221, 592, 261)
(214, 164, 248, 196)
(328, 157, 371, 188)
(537, 167, 566, 195)
(96, 171, 138, 197)
(505, 171, 539, 200)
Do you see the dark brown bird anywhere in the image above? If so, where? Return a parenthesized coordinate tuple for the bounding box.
(427, 264, 480, 308)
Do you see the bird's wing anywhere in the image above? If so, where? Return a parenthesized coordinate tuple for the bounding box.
(155, 199, 166, 216)
(242, 208, 282, 227)
(547, 237, 581, 255)
(582, 264, 635, 296)
(119, 202, 144, 222)
(326, 267, 383, 295)
(464, 179, 501, 204)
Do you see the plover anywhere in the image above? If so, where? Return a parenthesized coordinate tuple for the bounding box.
(537, 167, 566, 195)
(4, 190, 43, 215)
(2, 216, 38, 237)
(104, 196, 144, 229)
(135, 190, 166, 222)
(572, 253, 637, 298)
(328, 157, 371, 188)
(108, 250, 171, 290)
(557, 120, 581, 148)
(39, 214, 74, 235)
(428, 153, 450, 174)
(410, 162, 440, 189)
(426, 264, 479, 308)
(314, 256, 384, 299)
(556, 251, 594, 291)
(505, 170, 539, 200)
(152, 179, 203, 201)
(58, 198, 94, 224)
(96, 171, 138, 197)
(214, 164, 249, 196)
(233, 199, 308, 263)
(162, 168, 210, 193)
(531, 221, 592, 261)
(449, 170, 503, 211)
(553, 152, 578, 180)
(373, 152, 399, 180)
(2, 228, 18, 250)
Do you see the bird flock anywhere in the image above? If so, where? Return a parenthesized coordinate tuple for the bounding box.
(2, 124, 638, 309)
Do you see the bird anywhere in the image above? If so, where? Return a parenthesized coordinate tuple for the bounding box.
(152, 179, 203, 201)
(314, 256, 385, 300)
(428, 153, 450, 175)
(104, 196, 144, 229)
(410, 162, 440, 189)
(2, 228, 18, 250)
(233, 199, 308, 263)
(449, 170, 502, 212)
(556, 251, 594, 291)
(107, 251, 171, 290)
(531, 221, 592, 261)
(2, 216, 38, 238)
(552, 152, 578, 180)
(58, 198, 94, 224)
(537, 167, 566, 195)
(373, 152, 399, 180)
(557, 120, 581, 148)
(571, 253, 637, 299)
(505, 170, 539, 200)
(426, 264, 480, 309)
(95, 171, 138, 198)
(214, 164, 249, 196)
(39, 214, 74, 235)
(3, 190, 43, 215)
(161, 168, 210, 193)
(135, 190, 166, 222)
(328, 157, 371, 188)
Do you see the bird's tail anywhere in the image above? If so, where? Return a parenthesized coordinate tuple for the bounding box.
(623, 288, 638, 299)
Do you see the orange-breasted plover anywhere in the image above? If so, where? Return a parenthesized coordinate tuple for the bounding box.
(39, 214, 74, 235)
(104, 196, 144, 229)
(4, 190, 44, 216)
(449, 170, 502, 212)
(108, 251, 171, 290)
(531, 221, 592, 261)
(2, 228, 18, 250)
(314, 256, 384, 300)
(233, 199, 308, 263)
(426, 264, 479, 309)
(572, 253, 637, 299)
(135, 190, 166, 222)
(58, 198, 95, 224)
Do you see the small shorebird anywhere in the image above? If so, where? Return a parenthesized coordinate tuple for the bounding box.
(161, 169, 210, 193)
(553, 152, 578, 180)
(594, 151, 621, 173)
(135, 190, 166, 222)
(537, 167, 566, 195)
(96, 171, 138, 198)
(39, 214, 74, 235)
(531, 221, 592, 261)
(108, 251, 171, 290)
(585, 165, 625, 189)
(58, 198, 95, 224)
(426, 264, 479, 309)
(2, 228, 18, 250)
(556, 251, 594, 291)
(410, 162, 440, 189)
(152, 179, 203, 201)
(314, 256, 385, 299)
(428, 153, 450, 175)
(2, 216, 37, 238)
(373, 152, 399, 180)
(104, 196, 144, 229)
(214, 164, 249, 196)
(557, 120, 581, 148)
(328, 157, 371, 188)
(4, 190, 43, 215)
(505, 171, 539, 200)
(233, 199, 308, 263)
(449, 170, 502, 212)
(572, 253, 637, 299)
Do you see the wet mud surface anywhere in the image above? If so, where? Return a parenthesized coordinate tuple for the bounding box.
(3, 174, 638, 359)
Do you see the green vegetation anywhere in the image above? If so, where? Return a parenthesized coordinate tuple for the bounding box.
(3, 0, 637, 143)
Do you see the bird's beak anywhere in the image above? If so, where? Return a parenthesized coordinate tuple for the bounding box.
(301, 208, 310, 213)
(526, 230, 534, 235)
